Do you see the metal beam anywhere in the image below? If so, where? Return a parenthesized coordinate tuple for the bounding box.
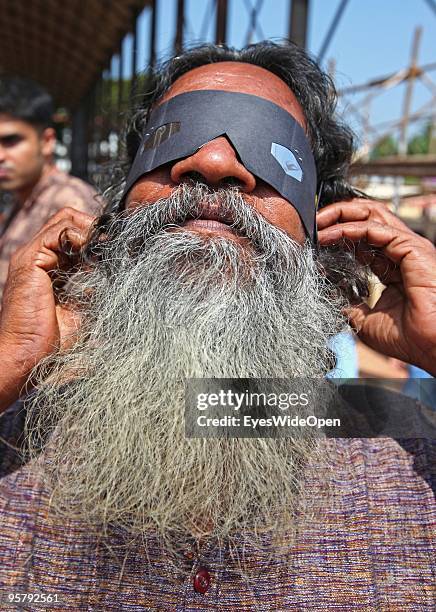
(393, 27, 422, 211)
(317, 0, 349, 63)
(423, 0, 436, 16)
(338, 61, 436, 95)
(244, 0, 265, 45)
(398, 27, 422, 155)
(175, 0, 185, 55)
(289, 0, 309, 48)
(118, 44, 124, 114)
(149, 0, 158, 68)
(93, 74, 103, 154)
(70, 95, 91, 180)
(350, 155, 436, 178)
(131, 10, 139, 99)
(215, 0, 228, 44)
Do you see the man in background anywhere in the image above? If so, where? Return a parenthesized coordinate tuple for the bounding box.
(0, 76, 101, 295)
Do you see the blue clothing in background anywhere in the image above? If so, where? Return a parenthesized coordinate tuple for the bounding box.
(402, 364, 436, 409)
(327, 331, 358, 379)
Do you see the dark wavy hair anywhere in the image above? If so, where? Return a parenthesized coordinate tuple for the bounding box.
(0, 75, 54, 129)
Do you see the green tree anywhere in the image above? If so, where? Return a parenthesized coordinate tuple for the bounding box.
(370, 135, 398, 159)
(407, 122, 431, 155)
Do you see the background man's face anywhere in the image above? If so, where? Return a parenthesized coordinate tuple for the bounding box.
(125, 62, 308, 245)
(0, 114, 55, 192)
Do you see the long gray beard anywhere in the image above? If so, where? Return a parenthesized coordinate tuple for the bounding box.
(26, 183, 346, 556)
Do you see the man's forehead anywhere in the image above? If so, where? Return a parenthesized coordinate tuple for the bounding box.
(0, 115, 33, 135)
(159, 62, 306, 129)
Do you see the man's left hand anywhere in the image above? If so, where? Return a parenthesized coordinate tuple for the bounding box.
(317, 198, 436, 376)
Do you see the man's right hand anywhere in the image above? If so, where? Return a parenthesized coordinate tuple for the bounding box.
(0, 207, 95, 411)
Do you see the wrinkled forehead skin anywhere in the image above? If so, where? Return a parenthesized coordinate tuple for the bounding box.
(158, 62, 308, 125)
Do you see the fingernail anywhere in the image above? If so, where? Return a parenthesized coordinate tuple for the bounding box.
(319, 228, 341, 243)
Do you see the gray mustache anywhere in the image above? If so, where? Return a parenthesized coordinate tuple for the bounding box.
(88, 183, 285, 263)
(138, 186, 256, 236)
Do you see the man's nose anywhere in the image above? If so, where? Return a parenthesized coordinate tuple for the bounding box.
(170, 136, 256, 192)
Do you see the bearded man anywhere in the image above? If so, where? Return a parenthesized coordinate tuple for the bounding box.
(0, 42, 435, 609)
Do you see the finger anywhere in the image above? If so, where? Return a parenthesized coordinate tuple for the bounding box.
(58, 227, 89, 257)
(318, 220, 434, 267)
(343, 302, 394, 358)
(317, 199, 412, 233)
(347, 243, 402, 284)
(343, 285, 408, 358)
(40, 222, 89, 263)
(11, 219, 90, 272)
(31, 207, 96, 241)
(369, 256, 402, 285)
(343, 302, 371, 334)
(45, 206, 95, 227)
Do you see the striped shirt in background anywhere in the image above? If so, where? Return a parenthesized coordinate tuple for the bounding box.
(0, 165, 102, 297)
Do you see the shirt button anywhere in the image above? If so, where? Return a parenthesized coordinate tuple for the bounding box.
(193, 567, 211, 594)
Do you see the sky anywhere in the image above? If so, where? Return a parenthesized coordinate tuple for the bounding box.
(117, 0, 436, 147)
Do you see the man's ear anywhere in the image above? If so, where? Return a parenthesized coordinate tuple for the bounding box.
(40, 127, 56, 159)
